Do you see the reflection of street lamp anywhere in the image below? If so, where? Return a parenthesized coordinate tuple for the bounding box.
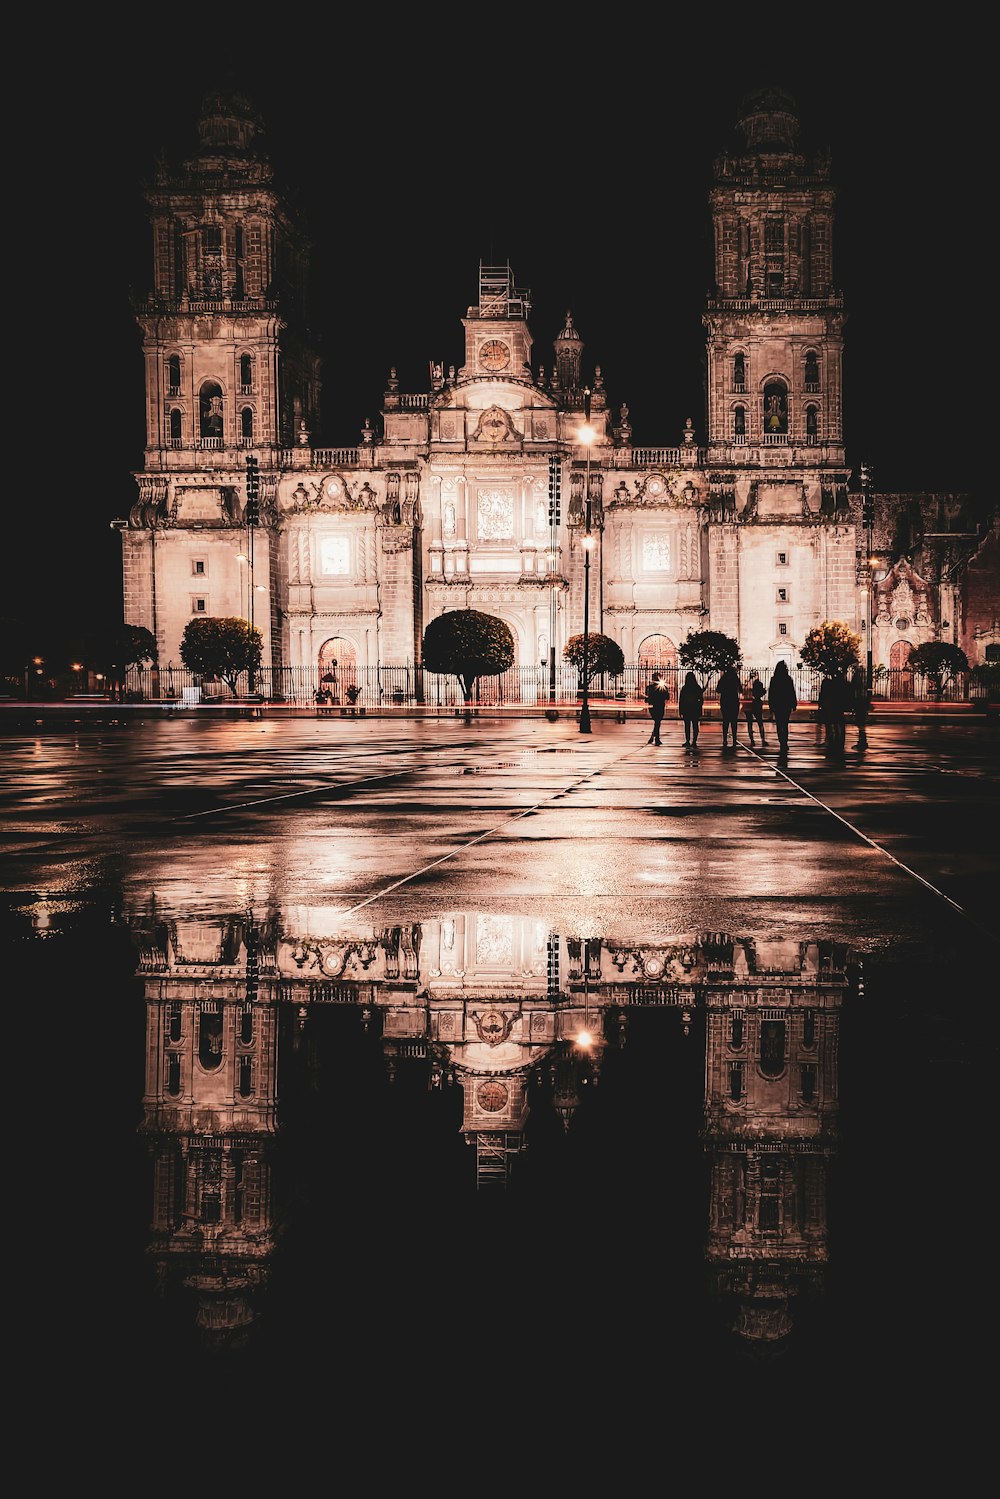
(578, 389, 597, 735)
(245, 453, 260, 695)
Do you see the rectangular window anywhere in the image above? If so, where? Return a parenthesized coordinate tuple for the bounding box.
(193, 559, 205, 575)
(765, 219, 784, 253)
(778, 622, 788, 635)
(777, 587, 788, 602)
(194, 598, 206, 613)
(776, 551, 788, 565)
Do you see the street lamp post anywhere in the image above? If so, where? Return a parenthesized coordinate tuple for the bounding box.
(24, 656, 43, 699)
(548, 454, 561, 703)
(578, 389, 598, 734)
(861, 462, 874, 691)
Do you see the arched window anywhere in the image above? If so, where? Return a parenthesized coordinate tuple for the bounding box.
(763, 381, 788, 435)
(201, 225, 223, 298)
(169, 408, 182, 442)
(239, 353, 253, 392)
(234, 226, 246, 299)
(804, 351, 820, 389)
(198, 1008, 224, 1071)
(167, 354, 181, 393)
(734, 405, 746, 438)
(759, 1019, 786, 1076)
(733, 352, 746, 391)
(240, 406, 254, 440)
(805, 405, 818, 440)
(238, 1056, 254, 1098)
(199, 381, 224, 440)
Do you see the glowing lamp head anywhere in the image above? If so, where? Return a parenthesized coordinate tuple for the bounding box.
(582, 532, 597, 552)
(576, 1028, 594, 1049)
(578, 423, 597, 447)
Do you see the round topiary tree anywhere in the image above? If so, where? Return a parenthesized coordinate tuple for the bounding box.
(908, 641, 969, 695)
(678, 629, 741, 684)
(422, 608, 515, 703)
(798, 621, 860, 678)
(563, 632, 625, 687)
(179, 616, 263, 697)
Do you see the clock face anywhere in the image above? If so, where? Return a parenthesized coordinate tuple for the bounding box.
(476, 1080, 509, 1113)
(480, 339, 511, 372)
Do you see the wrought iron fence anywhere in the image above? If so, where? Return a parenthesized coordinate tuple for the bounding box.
(118, 662, 986, 707)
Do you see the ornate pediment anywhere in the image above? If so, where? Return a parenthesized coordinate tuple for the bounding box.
(471, 405, 521, 447)
(278, 475, 381, 515)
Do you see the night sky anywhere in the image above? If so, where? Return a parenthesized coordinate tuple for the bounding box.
(19, 29, 983, 661)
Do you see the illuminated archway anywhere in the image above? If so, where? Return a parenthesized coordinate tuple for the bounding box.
(890, 639, 913, 699)
(318, 637, 358, 702)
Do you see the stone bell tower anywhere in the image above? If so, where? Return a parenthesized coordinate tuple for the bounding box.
(124, 92, 322, 676)
(701, 87, 855, 667)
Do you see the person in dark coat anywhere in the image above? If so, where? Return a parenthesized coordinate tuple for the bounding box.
(850, 665, 871, 749)
(825, 673, 851, 755)
(678, 671, 704, 747)
(644, 673, 669, 745)
(767, 660, 798, 756)
(717, 666, 742, 747)
(743, 670, 766, 745)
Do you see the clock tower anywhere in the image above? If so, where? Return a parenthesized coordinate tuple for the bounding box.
(459, 263, 534, 382)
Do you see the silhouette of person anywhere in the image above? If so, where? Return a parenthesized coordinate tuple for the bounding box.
(743, 670, 766, 745)
(645, 674, 669, 745)
(825, 674, 850, 755)
(679, 671, 704, 748)
(767, 661, 798, 756)
(717, 666, 742, 748)
(850, 666, 871, 749)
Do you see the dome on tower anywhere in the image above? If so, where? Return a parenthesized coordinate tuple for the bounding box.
(554, 310, 582, 348)
(736, 87, 800, 152)
(195, 92, 261, 156)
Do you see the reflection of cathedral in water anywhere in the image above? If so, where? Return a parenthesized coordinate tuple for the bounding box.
(135, 906, 846, 1352)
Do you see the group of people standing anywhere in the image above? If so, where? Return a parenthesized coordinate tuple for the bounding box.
(645, 660, 864, 757)
(817, 666, 870, 752)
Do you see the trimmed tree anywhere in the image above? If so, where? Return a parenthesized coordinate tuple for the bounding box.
(799, 621, 860, 678)
(678, 630, 741, 684)
(422, 608, 515, 704)
(908, 641, 969, 694)
(179, 616, 263, 698)
(563, 632, 625, 687)
(98, 623, 157, 698)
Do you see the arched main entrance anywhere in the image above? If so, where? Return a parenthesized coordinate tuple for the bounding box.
(890, 639, 913, 699)
(318, 637, 358, 704)
(638, 634, 678, 698)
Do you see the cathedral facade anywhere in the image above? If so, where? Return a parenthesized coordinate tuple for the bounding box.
(119, 89, 993, 698)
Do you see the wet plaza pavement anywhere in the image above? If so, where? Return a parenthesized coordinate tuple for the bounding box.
(6, 707, 997, 1439)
